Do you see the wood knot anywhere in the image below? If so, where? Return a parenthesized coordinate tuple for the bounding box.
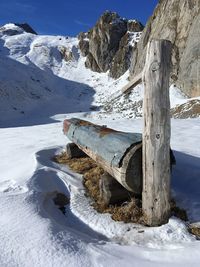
(150, 61, 160, 72)
(156, 134, 160, 139)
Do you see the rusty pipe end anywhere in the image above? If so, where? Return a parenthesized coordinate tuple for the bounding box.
(63, 119, 72, 134)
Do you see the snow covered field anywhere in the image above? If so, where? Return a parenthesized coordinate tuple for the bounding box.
(0, 24, 200, 266)
(1, 114, 200, 267)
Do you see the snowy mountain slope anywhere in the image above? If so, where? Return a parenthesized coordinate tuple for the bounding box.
(0, 53, 97, 126)
(1, 23, 199, 127)
(0, 24, 129, 126)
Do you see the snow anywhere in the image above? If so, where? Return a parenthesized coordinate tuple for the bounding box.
(0, 23, 200, 267)
(1, 115, 200, 267)
(128, 31, 142, 46)
(170, 84, 188, 107)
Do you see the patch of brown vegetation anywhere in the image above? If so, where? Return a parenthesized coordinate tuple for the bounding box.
(84, 167, 145, 223)
(84, 166, 104, 200)
(53, 152, 145, 223)
(53, 152, 97, 174)
(171, 99, 200, 119)
(102, 198, 145, 224)
(189, 224, 200, 239)
(53, 152, 188, 225)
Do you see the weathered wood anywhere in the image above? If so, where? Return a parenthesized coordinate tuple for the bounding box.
(63, 118, 143, 194)
(142, 39, 172, 226)
(121, 72, 142, 94)
(66, 143, 87, 158)
(63, 118, 142, 168)
(99, 172, 130, 205)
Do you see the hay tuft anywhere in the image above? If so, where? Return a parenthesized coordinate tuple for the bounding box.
(189, 225, 200, 239)
(53, 152, 188, 225)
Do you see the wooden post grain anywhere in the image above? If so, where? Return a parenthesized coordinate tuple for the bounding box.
(142, 39, 172, 226)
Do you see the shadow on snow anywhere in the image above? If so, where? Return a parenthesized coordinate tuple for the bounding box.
(27, 147, 108, 246)
(172, 150, 200, 222)
(0, 55, 97, 128)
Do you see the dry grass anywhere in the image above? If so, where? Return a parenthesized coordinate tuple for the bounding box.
(84, 166, 104, 200)
(53, 152, 97, 174)
(101, 198, 145, 224)
(189, 225, 200, 239)
(53, 152, 188, 225)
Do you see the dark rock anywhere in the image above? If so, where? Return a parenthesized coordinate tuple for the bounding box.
(15, 23, 37, 34)
(66, 143, 87, 158)
(85, 11, 128, 72)
(53, 192, 70, 206)
(110, 32, 132, 79)
(85, 52, 101, 72)
(79, 39, 89, 57)
(127, 20, 144, 32)
(78, 32, 89, 57)
(78, 11, 144, 79)
(0, 28, 20, 36)
(78, 31, 88, 40)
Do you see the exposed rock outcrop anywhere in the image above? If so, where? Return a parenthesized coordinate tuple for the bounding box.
(171, 99, 200, 119)
(130, 0, 200, 97)
(59, 46, 74, 61)
(78, 32, 89, 57)
(14, 23, 37, 34)
(79, 11, 143, 78)
(110, 31, 142, 78)
(86, 11, 127, 73)
(127, 20, 144, 32)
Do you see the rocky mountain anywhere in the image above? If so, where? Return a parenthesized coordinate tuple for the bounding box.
(0, 23, 133, 125)
(0, 23, 37, 36)
(78, 11, 143, 79)
(130, 0, 200, 97)
(0, 15, 199, 123)
(14, 23, 37, 34)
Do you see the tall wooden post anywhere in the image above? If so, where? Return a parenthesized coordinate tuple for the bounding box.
(142, 39, 172, 226)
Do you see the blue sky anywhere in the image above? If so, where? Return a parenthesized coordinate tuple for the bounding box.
(0, 0, 158, 36)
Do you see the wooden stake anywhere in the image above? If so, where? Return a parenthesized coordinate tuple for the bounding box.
(142, 39, 172, 226)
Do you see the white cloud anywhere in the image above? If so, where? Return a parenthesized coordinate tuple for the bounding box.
(74, 20, 90, 27)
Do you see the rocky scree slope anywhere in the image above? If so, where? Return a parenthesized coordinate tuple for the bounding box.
(130, 0, 200, 97)
(78, 11, 143, 79)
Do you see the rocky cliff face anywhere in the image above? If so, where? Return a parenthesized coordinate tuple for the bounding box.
(130, 0, 200, 97)
(78, 11, 143, 78)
